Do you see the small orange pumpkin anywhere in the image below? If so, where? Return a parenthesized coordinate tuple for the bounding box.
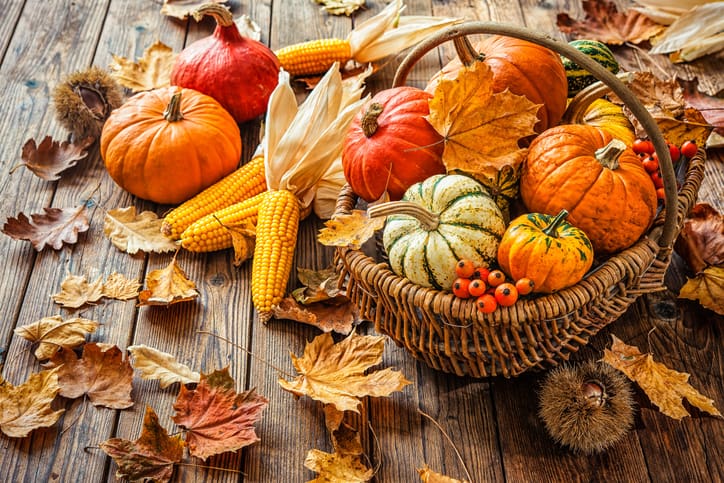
(100, 87, 241, 204)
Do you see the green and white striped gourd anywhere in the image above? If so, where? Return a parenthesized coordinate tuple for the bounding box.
(372, 174, 506, 291)
(562, 40, 620, 97)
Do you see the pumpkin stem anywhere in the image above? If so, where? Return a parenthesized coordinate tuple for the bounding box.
(163, 92, 184, 122)
(367, 201, 440, 231)
(594, 138, 627, 170)
(542, 209, 569, 238)
(360, 103, 384, 138)
(453, 35, 484, 67)
(192, 2, 235, 27)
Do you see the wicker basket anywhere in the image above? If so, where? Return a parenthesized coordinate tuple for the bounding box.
(333, 23, 706, 378)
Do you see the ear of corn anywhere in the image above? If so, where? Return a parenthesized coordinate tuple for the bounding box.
(179, 192, 266, 252)
(275, 38, 352, 77)
(251, 189, 300, 321)
(162, 154, 266, 239)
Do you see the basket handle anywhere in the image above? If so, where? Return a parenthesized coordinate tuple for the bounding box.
(392, 22, 678, 253)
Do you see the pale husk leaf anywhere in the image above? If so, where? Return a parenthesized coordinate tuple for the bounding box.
(650, 3, 724, 61)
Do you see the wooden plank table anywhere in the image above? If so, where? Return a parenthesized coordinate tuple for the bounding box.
(1, 0, 722, 481)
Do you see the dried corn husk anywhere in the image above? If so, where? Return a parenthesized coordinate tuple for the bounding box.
(632, 0, 720, 24)
(649, 2, 724, 62)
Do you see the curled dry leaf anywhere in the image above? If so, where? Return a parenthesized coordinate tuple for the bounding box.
(14, 315, 99, 361)
(160, 0, 226, 20)
(681, 80, 724, 138)
(2, 204, 90, 251)
(102, 272, 142, 301)
(172, 367, 268, 460)
(227, 220, 256, 267)
(294, 267, 346, 305)
(128, 344, 200, 389)
(18, 135, 93, 181)
(104, 206, 178, 254)
(323, 405, 364, 456)
(109, 40, 177, 93)
(273, 297, 360, 335)
(602, 335, 721, 419)
(679, 266, 724, 315)
(418, 465, 468, 483)
(674, 203, 724, 273)
(305, 448, 374, 483)
(138, 258, 199, 306)
(100, 405, 183, 483)
(318, 210, 385, 250)
(0, 367, 65, 438)
(52, 273, 104, 309)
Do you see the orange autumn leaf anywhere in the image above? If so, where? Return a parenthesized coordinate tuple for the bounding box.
(51, 272, 104, 309)
(278, 332, 412, 413)
(602, 335, 722, 420)
(274, 297, 361, 335)
(172, 367, 268, 460)
(100, 405, 184, 482)
(418, 465, 468, 483)
(138, 257, 199, 306)
(675, 203, 724, 274)
(426, 60, 539, 181)
(304, 448, 374, 483)
(109, 40, 176, 92)
(318, 209, 385, 250)
(102, 272, 142, 301)
(0, 368, 65, 438)
(679, 266, 724, 315)
(14, 315, 99, 361)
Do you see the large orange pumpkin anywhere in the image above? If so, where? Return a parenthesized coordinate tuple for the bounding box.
(426, 35, 568, 133)
(100, 87, 242, 204)
(520, 124, 658, 254)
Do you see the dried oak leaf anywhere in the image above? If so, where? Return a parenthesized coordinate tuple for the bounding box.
(426, 60, 539, 180)
(102, 272, 142, 301)
(53, 343, 134, 409)
(172, 367, 268, 460)
(679, 266, 724, 315)
(602, 335, 722, 419)
(17, 136, 93, 181)
(14, 315, 99, 361)
(2, 204, 90, 251)
(138, 258, 199, 306)
(278, 332, 412, 413)
(674, 203, 724, 274)
(52, 273, 104, 309)
(109, 40, 177, 93)
(0, 368, 65, 438)
(318, 210, 385, 250)
(100, 405, 184, 483)
(128, 344, 200, 389)
(304, 448, 374, 483)
(273, 297, 360, 335)
(160, 0, 226, 20)
(104, 206, 178, 254)
(557, 0, 665, 45)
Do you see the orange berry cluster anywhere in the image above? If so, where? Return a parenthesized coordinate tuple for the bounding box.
(451, 259, 534, 313)
(633, 138, 697, 202)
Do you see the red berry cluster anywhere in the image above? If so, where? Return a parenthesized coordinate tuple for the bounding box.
(632, 138, 697, 202)
(451, 260, 534, 313)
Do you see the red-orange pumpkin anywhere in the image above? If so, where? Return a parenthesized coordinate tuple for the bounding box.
(100, 87, 242, 205)
(520, 124, 658, 254)
(342, 86, 445, 202)
(426, 35, 568, 133)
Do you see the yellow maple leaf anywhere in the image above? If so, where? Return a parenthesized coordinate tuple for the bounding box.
(109, 40, 177, 93)
(138, 258, 199, 306)
(602, 335, 722, 420)
(14, 315, 99, 361)
(679, 265, 724, 315)
(418, 464, 468, 483)
(278, 332, 411, 413)
(102, 272, 141, 301)
(226, 221, 256, 267)
(317, 210, 385, 250)
(51, 273, 104, 308)
(426, 60, 540, 180)
(104, 206, 178, 255)
(0, 368, 65, 438)
(304, 448, 374, 483)
(128, 345, 200, 389)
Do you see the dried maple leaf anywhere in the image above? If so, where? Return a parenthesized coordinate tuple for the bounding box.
(426, 60, 539, 180)
(273, 297, 360, 335)
(102, 272, 142, 301)
(313, 0, 365, 16)
(2, 204, 90, 251)
(278, 332, 411, 413)
(557, 0, 665, 45)
(324, 405, 364, 457)
(172, 367, 268, 460)
(53, 343, 134, 409)
(138, 258, 199, 306)
(104, 206, 178, 254)
(52, 273, 104, 308)
(14, 315, 99, 361)
(16, 136, 93, 181)
(128, 344, 200, 388)
(674, 203, 724, 274)
(0, 368, 65, 438)
(318, 210, 385, 250)
(304, 448, 374, 483)
(602, 335, 722, 419)
(418, 465, 468, 483)
(679, 266, 724, 315)
(100, 405, 184, 482)
(109, 40, 177, 93)
(160, 0, 226, 20)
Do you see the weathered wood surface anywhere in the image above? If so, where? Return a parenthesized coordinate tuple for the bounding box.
(0, 0, 722, 482)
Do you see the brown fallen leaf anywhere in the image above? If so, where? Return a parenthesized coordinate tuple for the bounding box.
(53, 343, 134, 409)
(323, 405, 364, 456)
(16, 136, 93, 181)
(0, 368, 65, 438)
(14, 315, 99, 361)
(104, 206, 178, 255)
(138, 257, 199, 306)
(172, 367, 268, 460)
(293, 267, 346, 305)
(681, 80, 724, 137)
(160, 0, 226, 20)
(674, 203, 724, 274)
(557, 0, 665, 45)
(602, 335, 722, 419)
(109, 40, 177, 93)
(278, 332, 411, 413)
(304, 448, 374, 483)
(227, 221, 256, 267)
(318, 210, 385, 250)
(313, 0, 365, 16)
(2, 204, 91, 251)
(426, 60, 539, 180)
(52, 273, 105, 309)
(679, 266, 724, 315)
(273, 297, 360, 335)
(100, 405, 183, 483)
(102, 272, 142, 301)
(418, 465, 468, 483)
(128, 344, 200, 389)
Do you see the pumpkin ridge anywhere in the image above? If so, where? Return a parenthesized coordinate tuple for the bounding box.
(422, 232, 442, 289)
(441, 221, 502, 241)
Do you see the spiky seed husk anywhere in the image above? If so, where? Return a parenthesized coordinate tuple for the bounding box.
(538, 360, 635, 454)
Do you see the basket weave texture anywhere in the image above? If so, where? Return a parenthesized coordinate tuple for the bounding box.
(333, 23, 707, 378)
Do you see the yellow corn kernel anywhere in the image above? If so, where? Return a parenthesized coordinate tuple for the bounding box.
(179, 192, 266, 252)
(251, 190, 300, 321)
(275, 38, 352, 77)
(162, 155, 266, 240)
